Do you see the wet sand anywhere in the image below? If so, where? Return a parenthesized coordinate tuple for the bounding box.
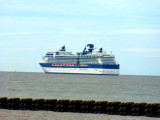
(0, 109, 159, 120)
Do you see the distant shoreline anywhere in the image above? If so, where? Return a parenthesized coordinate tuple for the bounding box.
(0, 71, 159, 76)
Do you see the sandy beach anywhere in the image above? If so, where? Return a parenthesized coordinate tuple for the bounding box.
(0, 109, 159, 120)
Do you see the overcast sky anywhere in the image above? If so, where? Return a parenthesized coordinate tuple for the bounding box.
(0, 0, 160, 75)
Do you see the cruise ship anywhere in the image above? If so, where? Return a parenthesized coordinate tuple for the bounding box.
(39, 44, 120, 75)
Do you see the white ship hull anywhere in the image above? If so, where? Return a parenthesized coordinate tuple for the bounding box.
(42, 67, 119, 75)
(40, 44, 120, 75)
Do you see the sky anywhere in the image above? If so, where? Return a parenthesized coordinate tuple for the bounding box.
(0, 0, 160, 75)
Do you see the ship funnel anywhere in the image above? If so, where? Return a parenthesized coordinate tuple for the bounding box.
(83, 44, 94, 54)
(59, 45, 65, 51)
(99, 48, 103, 53)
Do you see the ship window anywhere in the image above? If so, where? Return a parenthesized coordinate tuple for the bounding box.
(46, 54, 53, 55)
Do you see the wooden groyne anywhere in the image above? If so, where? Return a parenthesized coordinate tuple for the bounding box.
(0, 97, 160, 117)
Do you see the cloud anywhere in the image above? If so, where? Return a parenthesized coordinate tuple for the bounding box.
(107, 29, 160, 35)
(0, 32, 38, 36)
(119, 48, 160, 53)
(7, 47, 38, 51)
(60, 29, 160, 35)
(143, 54, 160, 58)
(118, 48, 160, 58)
(1, 29, 159, 38)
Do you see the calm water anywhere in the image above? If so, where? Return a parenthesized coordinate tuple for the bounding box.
(0, 72, 160, 103)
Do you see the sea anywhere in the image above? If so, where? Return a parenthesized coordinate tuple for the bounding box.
(0, 72, 160, 103)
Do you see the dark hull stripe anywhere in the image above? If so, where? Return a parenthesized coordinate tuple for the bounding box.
(45, 72, 119, 76)
(39, 63, 120, 69)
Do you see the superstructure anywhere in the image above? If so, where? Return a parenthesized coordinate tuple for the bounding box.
(39, 44, 120, 75)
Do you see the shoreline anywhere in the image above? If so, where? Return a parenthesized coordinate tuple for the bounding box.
(0, 109, 159, 120)
(0, 71, 160, 76)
